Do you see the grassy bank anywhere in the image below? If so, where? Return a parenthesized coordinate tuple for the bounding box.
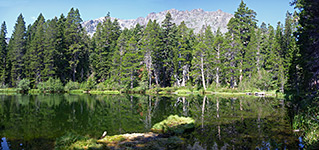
(0, 87, 282, 97)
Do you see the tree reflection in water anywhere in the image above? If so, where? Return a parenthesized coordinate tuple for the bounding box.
(0, 94, 298, 149)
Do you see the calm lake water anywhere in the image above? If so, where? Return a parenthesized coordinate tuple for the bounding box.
(0, 94, 299, 149)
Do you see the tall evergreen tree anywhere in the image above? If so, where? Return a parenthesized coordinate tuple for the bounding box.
(55, 14, 69, 83)
(42, 18, 59, 81)
(64, 8, 87, 82)
(176, 21, 193, 86)
(162, 12, 177, 87)
(91, 15, 121, 82)
(141, 20, 163, 88)
(24, 14, 45, 86)
(203, 26, 215, 87)
(0, 22, 7, 85)
(227, 0, 257, 84)
(212, 28, 226, 87)
(287, 0, 319, 98)
(191, 41, 208, 90)
(8, 14, 27, 86)
(122, 35, 142, 89)
(112, 28, 130, 85)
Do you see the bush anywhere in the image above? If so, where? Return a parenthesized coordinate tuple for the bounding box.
(37, 77, 64, 92)
(239, 69, 277, 91)
(86, 75, 96, 90)
(64, 80, 80, 91)
(0, 83, 8, 89)
(103, 79, 121, 90)
(18, 79, 31, 92)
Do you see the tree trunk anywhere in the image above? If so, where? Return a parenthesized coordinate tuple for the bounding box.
(216, 97, 219, 118)
(72, 67, 76, 82)
(148, 62, 152, 89)
(239, 60, 243, 84)
(130, 69, 134, 89)
(154, 70, 159, 87)
(216, 44, 220, 87)
(201, 95, 207, 128)
(181, 65, 187, 87)
(201, 55, 206, 90)
(257, 44, 261, 77)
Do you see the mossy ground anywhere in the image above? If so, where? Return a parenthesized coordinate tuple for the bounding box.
(97, 132, 184, 150)
(151, 115, 195, 134)
(56, 115, 193, 149)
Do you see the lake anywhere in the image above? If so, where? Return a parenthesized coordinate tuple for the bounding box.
(0, 94, 299, 149)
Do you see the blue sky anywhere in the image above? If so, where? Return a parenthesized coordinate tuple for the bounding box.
(0, 0, 295, 37)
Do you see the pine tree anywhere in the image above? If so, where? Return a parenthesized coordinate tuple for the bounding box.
(91, 15, 121, 82)
(112, 28, 130, 85)
(287, 0, 319, 98)
(191, 41, 208, 90)
(8, 14, 27, 86)
(24, 14, 45, 86)
(0, 22, 7, 85)
(212, 28, 226, 87)
(64, 8, 87, 82)
(176, 21, 193, 86)
(245, 27, 257, 78)
(42, 18, 59, 81)
(162, 12, 177, 87)
(55, 14, 68, 83)
(203, 26, 214, 87)
(141, 20, 163, 88)
(122, 35, 142, 89)
(227, 0, 257, 84)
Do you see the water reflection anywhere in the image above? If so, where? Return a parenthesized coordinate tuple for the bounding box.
(0, 94, 298, 149)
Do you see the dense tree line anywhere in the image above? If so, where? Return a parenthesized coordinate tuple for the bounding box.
(0, 1, 297, 91)
(285, 0, 319, 147)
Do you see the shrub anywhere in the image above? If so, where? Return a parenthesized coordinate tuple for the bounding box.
(103, 79, 121, 90)
(0, 83, 8, 89)
(37, 77, 64, 92)
(64, 80, 80, 91)
(86, 75, 96, 90)
(18, 79, 31, 92)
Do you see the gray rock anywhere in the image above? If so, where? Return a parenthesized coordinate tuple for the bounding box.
(82, 8, 234, 37)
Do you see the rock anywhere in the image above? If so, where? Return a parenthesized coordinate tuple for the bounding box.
(82, 8, 233, 37)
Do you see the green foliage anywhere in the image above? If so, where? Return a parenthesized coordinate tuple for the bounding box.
(55, 133, 104, 150)
(1, 4, 298, 95)
(37, 77, 64, 92)
(86, 75, 96, 90)
(0, 88, 18, 93)
(69, 89, 84, 94)
(18, 78, 30, 91)
(0, 22, 7, 85)
(8, 14, 26, 86)
(238, 69, 276, 91)
(64, 80, 80, 91)
(151, 115, 195, 134)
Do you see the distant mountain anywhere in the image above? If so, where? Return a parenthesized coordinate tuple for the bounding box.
(82, 9, 233, 37)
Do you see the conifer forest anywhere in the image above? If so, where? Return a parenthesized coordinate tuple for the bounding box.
(0, 1, 300, 92)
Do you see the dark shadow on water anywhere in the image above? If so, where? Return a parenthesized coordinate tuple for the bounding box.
(0, 94, 300, 149)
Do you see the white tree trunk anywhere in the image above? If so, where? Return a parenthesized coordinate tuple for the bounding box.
(216, 44, 220, 87)
(201, 55, 206, 90)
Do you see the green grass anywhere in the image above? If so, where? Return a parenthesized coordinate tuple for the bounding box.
(0, 88, 19, 93)
(69, 90, 85, 94)
(90, 90, 120, 95)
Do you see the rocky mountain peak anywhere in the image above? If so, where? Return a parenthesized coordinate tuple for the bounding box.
(82, 9, 233, 37)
